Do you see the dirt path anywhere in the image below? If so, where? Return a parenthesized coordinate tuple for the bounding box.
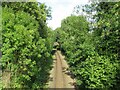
(48, 50, 75, 89)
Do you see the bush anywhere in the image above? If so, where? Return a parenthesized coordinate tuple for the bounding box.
(75, 54, 118, 89)
(2, 7, 52, 88)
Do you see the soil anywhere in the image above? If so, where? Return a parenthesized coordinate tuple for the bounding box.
(2, 70, 11, 88)
(48, 50, 75, 89)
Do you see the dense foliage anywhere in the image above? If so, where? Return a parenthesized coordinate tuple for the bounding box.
(2, 2, 51, 38)
(1, 2, 54, 89)
(0, 4, 2, 89)
(1, 1, 120, 90)
(56, 2, 120, 89)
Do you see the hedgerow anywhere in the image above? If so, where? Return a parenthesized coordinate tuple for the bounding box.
(56, 2, 120, 88)
(1, 2, 53, 88)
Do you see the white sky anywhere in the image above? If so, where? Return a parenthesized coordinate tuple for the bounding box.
(37, 0, 89, 30)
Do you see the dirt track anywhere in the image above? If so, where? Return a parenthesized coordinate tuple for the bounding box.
(48, 50, 75, 89)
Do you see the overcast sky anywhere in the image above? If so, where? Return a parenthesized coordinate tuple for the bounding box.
(37, 0, 89, 30)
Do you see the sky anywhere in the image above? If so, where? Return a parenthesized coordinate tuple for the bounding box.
(38, 0, 89, 30)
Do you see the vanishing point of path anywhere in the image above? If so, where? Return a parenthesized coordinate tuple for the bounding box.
(48, 50, 75, 89)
